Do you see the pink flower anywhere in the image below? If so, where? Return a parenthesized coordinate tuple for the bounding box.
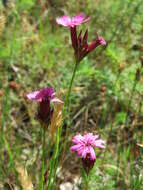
(26, 87, 62, 103)
(26, 87, 63, 126)
(56, 13, 90, 28)
(71, 133, 105, 173)
(56, 13, 106, 63)
(72, 133, 105, 161)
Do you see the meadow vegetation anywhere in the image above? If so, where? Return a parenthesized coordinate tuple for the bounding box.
(0, 0, 143, 189)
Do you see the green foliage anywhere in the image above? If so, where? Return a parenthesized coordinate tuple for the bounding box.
(115, 112, 126, 125)
(15, 0, 36, 11)
(89, 166, 115, 190)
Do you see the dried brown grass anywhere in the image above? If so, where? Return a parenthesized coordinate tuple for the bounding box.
(16, 163, 34, 190)
(0, 14, 6, 35)
(49, 103, 63, 142)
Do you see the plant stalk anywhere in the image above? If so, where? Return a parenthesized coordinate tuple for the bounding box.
(86, 176, 89, 190)
(61, 60, 79, 158)
(65, 60, 79, 111)
(40, 129, 46, 190)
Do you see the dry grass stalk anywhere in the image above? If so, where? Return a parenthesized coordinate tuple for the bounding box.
(0, 14, 6, 35)
(49, 103, 63, 142)
(16, 163, 34, 190)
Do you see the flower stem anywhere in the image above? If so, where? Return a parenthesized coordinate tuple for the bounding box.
(86, 175, 89, 190)
(65, 60, 78, 111)
(40, 129, 46, 190)
(83, 170, 89, 190)
(61, 60, 79, 156)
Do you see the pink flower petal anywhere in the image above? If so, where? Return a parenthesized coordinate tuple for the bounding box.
(81, 147, 88, 159)
(94, 139, 105, 148)
(98, 36, 106, 46)
(72, 134, 84, 144)
(26, 87, 56, 102)
(56, 13, 90, 28)
(71, 144, 83, 152)
(56, 16, 71, 27)
(72, 13, 90, 26)
(84, 133, 94, 139)
(26, 90, 42, 102)
(77, 147, 85, 156)
(93, 135, 99, 140)
(88, 147, 96, 160)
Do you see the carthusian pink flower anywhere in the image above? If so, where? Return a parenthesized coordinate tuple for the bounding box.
(56, 13, 106, 63)
(56, 13, 90, 28)
(71, 133, 105, 173)
(26, 87, 63, 128)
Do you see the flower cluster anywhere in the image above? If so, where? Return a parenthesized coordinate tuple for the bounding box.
(26, 13, 106, 175)
(56, 13, 106, 63)
(71, 133, 105, 173)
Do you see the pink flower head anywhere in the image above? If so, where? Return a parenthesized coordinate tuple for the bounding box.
(71, 133, 105, 173)
(72, 133, 105, 160)
(26, 87, 63, 126)
(26, 87, 62, 103)
(56, 13, 90, 28)
(56, 12, 106, 63)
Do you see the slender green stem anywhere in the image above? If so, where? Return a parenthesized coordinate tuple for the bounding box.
(61, 60, 79, 161)
(86, 175, 89, 190)
(40, 129, 46, 190)
(82, 168, 89, 190)
(65, 60, 79, 112)
(64, 60, 79, 132)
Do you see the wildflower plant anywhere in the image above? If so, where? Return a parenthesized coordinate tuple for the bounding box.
(56, 12, 106, 169)
(26, 13, 106, 190)
(56, 13, 106, 63)
(56, 13, 106, 118)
